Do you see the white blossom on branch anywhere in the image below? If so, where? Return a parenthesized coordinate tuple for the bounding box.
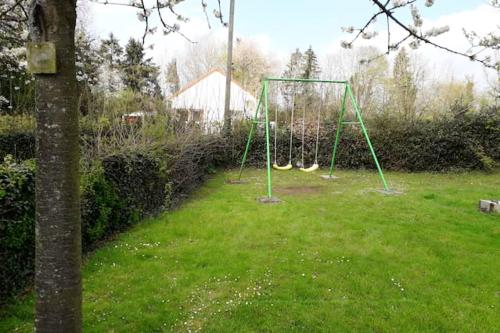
(90, 0, 227, 45)
(341, 0, 499, 70)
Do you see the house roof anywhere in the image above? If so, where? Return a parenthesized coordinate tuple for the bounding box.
(168, 68, 257, 100)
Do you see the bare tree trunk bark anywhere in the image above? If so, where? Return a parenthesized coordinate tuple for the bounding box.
(29, 1, 81, 332)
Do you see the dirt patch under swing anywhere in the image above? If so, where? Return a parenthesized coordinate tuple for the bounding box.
(274, 185, 324, 195)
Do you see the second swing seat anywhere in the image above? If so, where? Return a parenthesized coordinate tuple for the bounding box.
(299, 163, 319, 173)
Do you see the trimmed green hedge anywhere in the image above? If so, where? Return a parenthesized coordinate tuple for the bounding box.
(166, 136, 228, 206)
(0, 157, 136, 301)
(1, 108, 498, 171)
(0, 157, 36, 301)
(0, 133, 36, 161)
(0, 140, 224, 301)
(231, 108, 499, 172)
(80, 165, 125, 249)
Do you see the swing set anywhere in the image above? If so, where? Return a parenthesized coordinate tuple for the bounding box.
(237, 77, 389, 200)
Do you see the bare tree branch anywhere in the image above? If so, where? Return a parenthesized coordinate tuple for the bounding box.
(90, 0, 226, 45)
(0, 0, 27, 21)
(343, 0, 499, 71)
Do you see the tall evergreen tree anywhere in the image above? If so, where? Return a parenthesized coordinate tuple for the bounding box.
(75, 29, 101, 115)
(165, 59, 180, 96)
(391, 47, 417, 120)
(281, 48, 304, 104)
(122, 38, 161, 96)
(75, 29, 100, 88)
(300, 46, 321, 108)
(301, 46, 321, 79)
(282, 48, 304, 79)
(98, 33, 124, 93)
(99, 33, 123, 69)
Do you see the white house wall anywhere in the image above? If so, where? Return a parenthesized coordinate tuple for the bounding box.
(170, 71, 257, 125)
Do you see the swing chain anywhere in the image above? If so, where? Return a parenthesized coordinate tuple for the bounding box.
(314, 83, 324, 164)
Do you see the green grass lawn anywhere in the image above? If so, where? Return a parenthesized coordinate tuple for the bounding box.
(1, 169, 499, 332)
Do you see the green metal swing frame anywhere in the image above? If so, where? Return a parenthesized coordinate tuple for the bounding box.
(238, 77, 389, 199)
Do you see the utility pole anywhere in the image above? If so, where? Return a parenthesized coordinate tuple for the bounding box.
(223, 0, 235, 137)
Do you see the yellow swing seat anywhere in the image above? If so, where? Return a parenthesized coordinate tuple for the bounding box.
(299, 163, 319, 173)
(273, 163, 293, 171)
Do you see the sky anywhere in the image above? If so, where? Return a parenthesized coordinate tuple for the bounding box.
(86, 0, 499, 89)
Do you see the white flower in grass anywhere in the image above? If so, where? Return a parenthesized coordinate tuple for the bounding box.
(0, 96, 9, 104)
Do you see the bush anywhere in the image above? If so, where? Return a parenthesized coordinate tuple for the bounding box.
(80, 165, 123, 249)
(0, 152, 170, 302)
(102, 153, 167, 216)
(0, 144, 224, 301)
(165, 135, 228, 206)
(0, 115, 36, 161)
(0, 133, 35, 161)
(0, 115, 35, 134)
(231, 108, 500, 172)
(0, 156, 36, 301)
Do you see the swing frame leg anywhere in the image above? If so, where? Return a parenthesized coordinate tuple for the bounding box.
(321, 85, 348, 180)
(261, 80, 277, 200)
(236, 85, 265, 182)
(346, 85, 389, 191)
(322, 84, 390, 193)
(237, 80, 279, 202)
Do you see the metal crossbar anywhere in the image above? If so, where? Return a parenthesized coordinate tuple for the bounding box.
(265, 77, 348, 84)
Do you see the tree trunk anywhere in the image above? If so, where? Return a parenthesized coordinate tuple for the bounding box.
(29, 1, 81, 332)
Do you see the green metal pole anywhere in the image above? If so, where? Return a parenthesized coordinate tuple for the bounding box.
(238, 84, 265, 180)
(265, 77, 348, 84)
(263, 80, 273, 198)
(346, 84, 389, 191)
(328, 85, 348, 177)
